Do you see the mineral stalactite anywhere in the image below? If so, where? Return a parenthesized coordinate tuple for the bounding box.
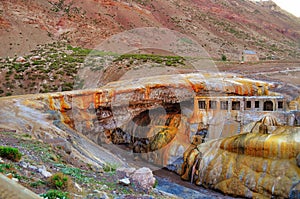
(181, 116, 300, 198)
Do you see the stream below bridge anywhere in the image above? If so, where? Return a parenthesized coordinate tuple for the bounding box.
(101, 144, 239, 199)
(154, 169, 241, 199)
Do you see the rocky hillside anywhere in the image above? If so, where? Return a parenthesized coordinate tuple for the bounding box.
(1, 0, 299, 60)
(0, 129, 177, 199)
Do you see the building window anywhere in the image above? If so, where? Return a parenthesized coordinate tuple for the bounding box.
(255, 101, 260, 108)
(198, 101, 206, 109)
(246, 101, 251, 109)
(209, 101, 217, 110)
(220, 101, 228, 110)
(232, 101, 240, 110)
(263, 101, 273, 111)
(278, 101, 283, 109)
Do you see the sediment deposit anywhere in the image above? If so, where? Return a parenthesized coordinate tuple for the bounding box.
(181, 117, 300, 198)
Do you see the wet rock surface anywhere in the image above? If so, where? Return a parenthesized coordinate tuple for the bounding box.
(181, 119, 300, 198)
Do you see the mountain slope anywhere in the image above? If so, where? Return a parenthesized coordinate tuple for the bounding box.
(0, 0, 299, 59)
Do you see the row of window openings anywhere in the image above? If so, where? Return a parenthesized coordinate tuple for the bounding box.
(198, 100, 283, 111)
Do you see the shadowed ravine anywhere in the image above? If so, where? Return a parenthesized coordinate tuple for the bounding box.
(0, 72, 299, 198)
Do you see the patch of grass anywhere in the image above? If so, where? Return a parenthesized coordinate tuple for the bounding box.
(61, 82, 73, 91)
(14, 74, 23, 80)
(0, 146, 22, 161)
(103, 162, 118, 173)
(57, 165, 93, 183)
(6, 70, 13, 76)
(32, 60, 46, 66)
(67, 45, 91, 56)
(61, 167, 81, 178)
(40, 189, 70, 199)
(114, 54, 185, 66)
(12, 172, 28, 181)
(0, 163, 13, 173)
(30, 180, 46, 188)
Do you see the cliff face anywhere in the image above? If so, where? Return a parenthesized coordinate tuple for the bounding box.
(1, 0, 299, 59)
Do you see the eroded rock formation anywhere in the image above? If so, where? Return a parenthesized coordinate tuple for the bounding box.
(0, 73, 276, 165)
(0, 72, 299, 198)
(181, 116, 300, 198)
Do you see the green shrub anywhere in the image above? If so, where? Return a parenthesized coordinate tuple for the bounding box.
(40, 190, 69, 199)
(49, 172, 71, 190)
(0, 146, 22, 161)
(221, 54, 227, 61)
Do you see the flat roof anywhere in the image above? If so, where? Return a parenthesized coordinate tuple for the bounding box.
(195, 96, 285, 100)
(243, 50, 257, 55)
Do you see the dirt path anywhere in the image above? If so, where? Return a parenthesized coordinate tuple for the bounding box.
(216, 61, 300, 99)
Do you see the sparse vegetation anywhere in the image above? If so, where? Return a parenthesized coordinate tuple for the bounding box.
(114, 54, 185, 66)
(0, 163, 12, 173)
(41, 189, 70, 199)
(103, 162, 118, 173)
(0, 42, 87, 96)
(30, 180, 46, 188)
(48, 0, 83, 18)
(0, 42, 193, 97)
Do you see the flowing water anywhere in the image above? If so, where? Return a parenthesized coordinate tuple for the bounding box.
(154, 169, 240, 199)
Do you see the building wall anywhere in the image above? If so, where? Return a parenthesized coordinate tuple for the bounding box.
(244, 54, 259, 62)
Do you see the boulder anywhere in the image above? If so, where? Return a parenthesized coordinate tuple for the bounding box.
(19, 161, 28, 168)
(87, 190, 109, 199)
(116, 167, 136, 178)
(118, 178, 130, 186)
(15, 56, 26, 62)
(131, 167, 156, 190)
(37, 165, 52, 178)
(75, 182, 82, 192)
(30, 56, 41, 61)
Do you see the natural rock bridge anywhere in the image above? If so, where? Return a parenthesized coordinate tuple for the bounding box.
(0, 72, 299, 198)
